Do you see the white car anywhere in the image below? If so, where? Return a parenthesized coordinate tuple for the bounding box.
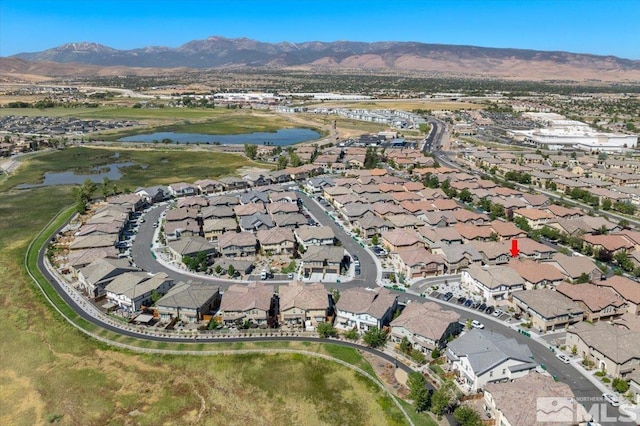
(602, 393, 620, 407)
(471, 320, 484, 329)
(556, 352, 571, 364)
(492, 309, 503, 317)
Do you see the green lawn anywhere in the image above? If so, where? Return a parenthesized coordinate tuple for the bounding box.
(0, 146, 413, 425)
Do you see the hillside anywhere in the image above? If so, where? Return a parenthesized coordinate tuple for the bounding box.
(4, 36, 640, 82)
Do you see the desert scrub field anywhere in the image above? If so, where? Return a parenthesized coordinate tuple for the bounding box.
(0, 147, 412, 426)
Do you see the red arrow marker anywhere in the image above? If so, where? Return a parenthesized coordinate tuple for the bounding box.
(510, 239, 519, 257)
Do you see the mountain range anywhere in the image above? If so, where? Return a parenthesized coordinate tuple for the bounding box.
(5, 36, 640, 82)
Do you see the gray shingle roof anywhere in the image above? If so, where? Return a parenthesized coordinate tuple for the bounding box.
(447, 329, 535, 376)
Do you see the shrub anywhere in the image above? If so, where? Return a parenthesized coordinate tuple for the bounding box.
(613, 378, 629, 393)
(602, 377, 611, 383)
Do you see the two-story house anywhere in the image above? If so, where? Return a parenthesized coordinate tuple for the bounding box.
(335, 287, 398, 333)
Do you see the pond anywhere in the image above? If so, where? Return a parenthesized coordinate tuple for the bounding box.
(17, 162, 135, 189)
(117, 128, 320, 146)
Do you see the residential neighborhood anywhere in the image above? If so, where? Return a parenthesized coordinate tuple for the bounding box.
(40, 116, 640, 425)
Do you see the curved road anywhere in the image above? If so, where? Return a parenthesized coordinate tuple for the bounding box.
(34, 117, 623, 425)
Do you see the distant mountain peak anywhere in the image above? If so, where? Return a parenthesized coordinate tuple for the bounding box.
(8, 36, 640, 82)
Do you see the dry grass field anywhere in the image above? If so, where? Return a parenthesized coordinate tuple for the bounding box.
(0, 147, 425, 426)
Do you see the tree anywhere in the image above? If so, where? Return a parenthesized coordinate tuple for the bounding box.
(289, 152, 302, 167)
(330, 288, 340, 304)
(601, 198, 612, 211)
(150, 290, 162, 305)
(514, 216, 532, 233)
(215, 265, 223, 275)
(458, 188, 472, 203)
(614, 252, 634, 272)
(317, 321, 337, 338)
(227, 264, 236, 277)
(371, 234, 379, 246)
(431, 347, 441, 359)
(73, 178, 98, 213)
(619, 219, 631, 230)
(363, 327, 387, 348)
(431, 380, 460, 416)
(576, 272, 590, 284)
(244, 143, 258, 160)
(453, 406, 483, 426)
(363, 147, 379, 169)
(277, 155, 289, 170)
(399, 336, 412, 354)
(407, 372, 432, 412)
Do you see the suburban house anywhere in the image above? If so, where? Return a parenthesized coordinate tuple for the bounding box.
(217, 231, 257, 257)
(278, 281, 329, 329)
(334, 287, 398, 332)
(390, 247, 445, 278)
(155, 282, 220, 323)
(461, 265, 526, 305)
(483, 373, 590, 426)
(556, 282, 627, 322)
(256, 227, 295, 255)
(294, 225, 335, 249)
(194, 179, 223, 194)
(489, 219, 527, 241)
(218, 176, 248, 191)
(512, 208, 553, 230)
(203, 218, 238, 240)
(355, 213, 394, 239)
(566, 321, 640, 378)
(430, 244, 483, 274)
(134, 185, 171, 204)
(381, 228, 423, 252)
(507, 258, 565, 289)
(217, 282, 275, 326)
(77, 257, 139, 298)
(67, 247, 119, 272)
(167, 236, 217, 264)
(105, 272, 174, 316)
(390, 301, 461, 351)
(548, 252, 602, 283)
(239, 212, 274, 232)
(168, 182, 198, 197)
(446, 329, 537, 392)
(512, 289, 584, 332)
(201, 205, 235, 220)
(301, 246, 345, 277)
(471, 241, 510, 265)
(594, 275, 640, 315)
(582, 233, 635, 256)
(69, 234, 118, 251)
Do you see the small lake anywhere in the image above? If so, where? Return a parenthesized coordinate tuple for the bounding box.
(117, 128, 320, 146)
(17, 162, 135, 189)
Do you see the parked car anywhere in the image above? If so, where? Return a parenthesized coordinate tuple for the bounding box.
(355, 267, 361, 275)
(471, 301, 481, 309)
(372, 246, 387, 257)
(556, 353, 571, 364)
(443, 292, 454, 301)
(464, 299, 473, 307)
(478, 303, 487, 311)
(485, 306, 495, 315)
(492, 309, 503, 317)
(471, 320, 485, 329)
(602, 393, 620, 407)
(457, 296, 466, 304)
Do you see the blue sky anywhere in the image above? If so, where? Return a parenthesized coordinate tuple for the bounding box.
(1, 0, 639, 59)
